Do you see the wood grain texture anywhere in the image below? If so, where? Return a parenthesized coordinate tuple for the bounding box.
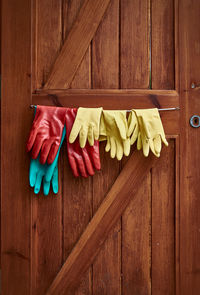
(1, 0, 32, 293)
(35, 0, 62, 88)
(122, 164, 151, 295)
(92, 0, 119, 89)
(151, 0, 175, 89)
(120, 0, 150, 89)
(62, 0, 91, 89)
(92, 144, 121, 295)
(46, 151, 157, 295)
(179, 0, 200, 293)
(62, 2, 92, 293)
(44, 0, 111, 89)
(152, 140, 175, 294)
(91, 2, 121, 293)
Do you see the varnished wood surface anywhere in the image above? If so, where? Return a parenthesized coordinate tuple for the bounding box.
(1, 0, 32, 294)
(46, 152, 157, 295)
(44, 0, 111, 89)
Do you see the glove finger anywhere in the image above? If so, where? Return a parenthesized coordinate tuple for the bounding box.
(43, 179, 51, 196)
(130, 124, 139, 145)
(89, 141, 101, 170)
(75, 155, 89, 177)
(52, 166, 59, 194)
(68, 155, 80, 177)
(79, 126, 88, 148)
(93, 125, 99, 141)
(105, 137, 111, 152)
(69, 121, 81, 143)
(110, 137, 117, 159)
(161, 134, 169, 146)
(143, 138, 150, 157)
(127, 111, 136, 137)
(34, 171, 43, 194)
(26, 128, 38, 152)
(31, 136, 44, 159)
(116, 141, 123, 161)
(82, 148, 95, 176)
(88, 124, 94, 146)
(154, 135, 162, 155)
(137, 133, 142, 150)
(40, 140, 52, 164)
(48, 143, 59, 164)
(29, 160, 38, 187)
(123, 138, 131, 157)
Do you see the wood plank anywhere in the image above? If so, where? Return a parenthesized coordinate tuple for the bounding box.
(92, 0, 119, 89)
(122, 152, 151, 295)
(151, 0, 175, 89)
(152, 139, 175, 294)
(92, 146, 121, 295)
(120, 0, 150, 88)
(1, 0, 32, 293)
(62, 0, 91, 89)
(32, 93, 180, 135)
(35, 0, 62, 88)
(62, 2, 92, 294)
(91, 1, 121, 293)
(179, 0, 200, 293)
(44, 0, 111, 89)
(45, 151, 157, 295)
(31, 1, 63, 294)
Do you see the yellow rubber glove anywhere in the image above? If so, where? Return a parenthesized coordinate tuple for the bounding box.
(134, 108, 168, 157)
(69, 107, 103, 148)
(127, 110, 139, 145)
(99, 110, 130, 160)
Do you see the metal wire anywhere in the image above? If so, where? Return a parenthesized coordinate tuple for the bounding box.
(30, 105, 180, 111)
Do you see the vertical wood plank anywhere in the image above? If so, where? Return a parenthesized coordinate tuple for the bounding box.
(92, 0, 119, 89)
(122, 152, 151, 295)
(151, 0, 175, 89)
(62, 0, 91, 89)
(120, 0, 150, 89)
(152, 140, 175, 294)
(35, 0, 62, 88)
(31, 1, 63, 294)
(179, 0, 200, 294)
(63, 144, 93, 295)
(92, 144, 121, 295)
(92, 2, 121, 293)
(1, 0, 32, 294)
(62, 2, 92, 294)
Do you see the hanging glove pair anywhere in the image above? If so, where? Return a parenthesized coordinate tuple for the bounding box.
(128, 108, 168, 157)
(69, 108, 168, 161)
(27, 106, 101, 195)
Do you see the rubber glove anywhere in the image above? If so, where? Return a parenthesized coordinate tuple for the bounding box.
(134, 108, 168, 157)
(69, 107, 103, 148)
(66, 108, 101, 177)
(29, 126, 66, 195)
(99, 110, 130, 160)
(27, 105, 66, 164)
(127, 110, 139, 145)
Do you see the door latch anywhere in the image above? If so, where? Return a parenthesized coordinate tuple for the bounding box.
(190, 115, 200, 128)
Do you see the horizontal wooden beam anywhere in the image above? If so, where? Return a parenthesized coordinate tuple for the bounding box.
(32, 92, 180, 135)
(43, 0, 111, 89)
(45, 151, 157, 295)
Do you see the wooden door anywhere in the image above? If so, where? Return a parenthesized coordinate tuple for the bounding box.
(2, 0, 200, 294)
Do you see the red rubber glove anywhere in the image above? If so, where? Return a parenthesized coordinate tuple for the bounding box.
(27, 105, 66, 164)
(65, 108, 101, 177)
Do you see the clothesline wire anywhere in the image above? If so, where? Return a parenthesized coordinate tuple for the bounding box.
(30, 105, 180, 111)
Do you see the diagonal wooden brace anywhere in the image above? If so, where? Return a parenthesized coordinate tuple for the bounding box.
(45, 151, 158, 295)
(44, 0, 111, 90)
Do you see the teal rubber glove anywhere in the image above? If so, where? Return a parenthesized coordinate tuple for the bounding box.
(29, 125, 66, 195)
